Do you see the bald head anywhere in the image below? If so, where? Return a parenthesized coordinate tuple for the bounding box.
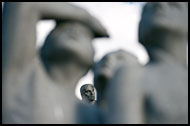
(139, 2, 188, 48)
(80, 84, 96, 104)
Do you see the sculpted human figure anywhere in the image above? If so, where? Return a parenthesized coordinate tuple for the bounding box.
(93, 50, 143, 124)
(2, 2, 108, 124)
(138, 2, 188, 124)
(80, 84, 96, 104)
(93, 50, 134, 110)
(104, 2, 188, 124)
(77, 50, 132, 124)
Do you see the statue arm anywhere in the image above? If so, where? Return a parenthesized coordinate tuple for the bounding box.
(2, 2, 108, 72)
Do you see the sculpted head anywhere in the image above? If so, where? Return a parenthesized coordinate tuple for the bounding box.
(93, 50, 133, 103)
(40, 22, 95, 69)
(80, 84, 96, 104)
(94, 50, 129, 83)
(139, 2, 188, 48)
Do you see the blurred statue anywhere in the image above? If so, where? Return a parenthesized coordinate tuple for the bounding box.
(80, 84, 96, 104)
(103, 2, 188, 124)
(94, 50, 132, 110)
(138, 2, 188, 124)
(94, 50, 143, 124)
(2, 2, 108, 124)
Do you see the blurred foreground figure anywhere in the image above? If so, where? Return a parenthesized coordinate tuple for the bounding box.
(138, 2, 188, 124)
(94, 50, 135, 110)
(2, 2, 108, 124)
(103, 2, 188, 124)
(94, 50, 143, 124)
(80, 84, 96, 104)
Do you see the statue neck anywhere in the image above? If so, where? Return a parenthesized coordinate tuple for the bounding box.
(147, 34, 187, 66)
(82, 97, 93, 104)
(48, 62, 89, 89)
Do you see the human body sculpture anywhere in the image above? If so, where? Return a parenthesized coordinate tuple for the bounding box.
(101, 2, 188, 124)
(93, 50, 135, 109)
(94, 50, 143, 124)
(138, 2, 188, 123)
(2, 2, 108, 124)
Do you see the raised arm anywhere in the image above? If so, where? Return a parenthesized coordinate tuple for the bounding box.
(2, 2, 108, 72)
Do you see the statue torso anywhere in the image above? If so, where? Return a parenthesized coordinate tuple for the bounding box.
(142, 57, 188, 124)
(3, 55, 80, 124)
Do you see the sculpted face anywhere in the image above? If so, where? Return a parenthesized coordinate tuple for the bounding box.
(94, 50, 138, 103)
(142, 2, 187, 32)
(81, 84, 95, 102)
(41, 22, 94, 67)
(94, 50, 128, 81)
(139, 2, 188, 45)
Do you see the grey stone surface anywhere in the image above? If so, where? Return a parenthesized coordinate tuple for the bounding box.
(80, 84, 96, 104)
(2, 2, 187, 124)
(93, 50, 135, 109)
(2, 2, 108, 124)
(139, 2, 188, 124)
(97, 2, 188, 124)
(94, 50, 143, 124)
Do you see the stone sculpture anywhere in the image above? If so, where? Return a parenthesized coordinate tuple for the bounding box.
(94, 50, 143, 124)
(138, 2, 188, 124)
(80, 84, 96, 104)
(101, 2, 188, 124)
(2, 2, 108, 124)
